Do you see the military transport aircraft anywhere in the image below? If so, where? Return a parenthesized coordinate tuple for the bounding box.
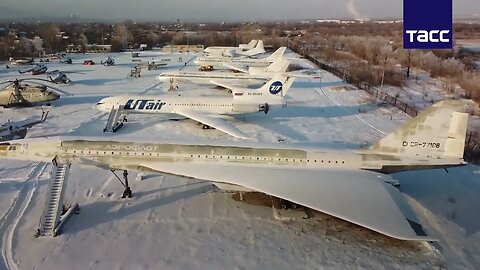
(0, 100, 468, 241)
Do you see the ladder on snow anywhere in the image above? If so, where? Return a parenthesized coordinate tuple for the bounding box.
(36, 162, 71, 237)
(103, 106, 124, 133)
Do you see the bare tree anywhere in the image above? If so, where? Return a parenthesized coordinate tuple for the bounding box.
(39, 24, 61, 52)
(379, 44, 394, 87)
(397, 49, 418, 78)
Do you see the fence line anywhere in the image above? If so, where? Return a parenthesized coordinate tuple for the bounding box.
(289, 44, 480, 160)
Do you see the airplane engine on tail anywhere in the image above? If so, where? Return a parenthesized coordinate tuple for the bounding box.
(231, 103, 263, 114)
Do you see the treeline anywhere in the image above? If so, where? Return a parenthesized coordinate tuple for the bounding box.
(300, 26, 480, 101)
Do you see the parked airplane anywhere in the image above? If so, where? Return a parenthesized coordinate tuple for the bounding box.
(158, 57, 290, 86)
(214, 40, 265, 57)
(204, 40, 258, 55)
(96, 75, 294, 139)
(0, 100, 468, 241)
(194, 47, 286, 68)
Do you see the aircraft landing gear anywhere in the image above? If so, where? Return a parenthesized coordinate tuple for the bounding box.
(111, 170, 133, 198)
(278, 198, 297, 210)
(202, 124, 214, 130)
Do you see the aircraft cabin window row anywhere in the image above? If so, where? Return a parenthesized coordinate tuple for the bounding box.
(66, 149, 346, 165)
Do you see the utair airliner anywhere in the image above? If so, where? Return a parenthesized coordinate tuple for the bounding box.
(194, 47, 286, 68)
(158, 57, 290, 86)
(96, 74, 294, 139)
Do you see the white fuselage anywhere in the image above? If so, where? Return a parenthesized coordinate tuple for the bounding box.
(204, 47, 248, 55)
(158, 71, 272, 85)
(0, 137, 465, 175)
(194, 57, 273, 68)
(97, 95, 268, 116)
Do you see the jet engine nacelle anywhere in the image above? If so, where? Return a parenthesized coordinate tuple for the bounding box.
(232, 103, 260, 113)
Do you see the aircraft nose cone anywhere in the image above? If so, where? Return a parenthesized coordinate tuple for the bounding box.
(95, 98, 111, 111)
(51, 92, 60, 100)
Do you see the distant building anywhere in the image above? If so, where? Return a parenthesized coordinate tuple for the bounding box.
(162, 44, 204, 53)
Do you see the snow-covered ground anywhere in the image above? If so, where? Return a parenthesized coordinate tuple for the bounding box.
(0, 50, 479, 269)
(379, 71, 480, 132)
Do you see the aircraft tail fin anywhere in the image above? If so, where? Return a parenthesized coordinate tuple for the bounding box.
(264, 57, 290, 73)
(242, 40, 265, 56)
(232, 74, 294, 104)
(266, 47, 286, 61)
(248, 58, 289, 75)
(368, 100, 468, 159)
(240, 40, 258, 50)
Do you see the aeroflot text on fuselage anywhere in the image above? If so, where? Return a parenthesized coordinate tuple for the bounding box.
(105, 144, 159, 152)
(405, 30, 450, 43)
(124, 99, 167, 110)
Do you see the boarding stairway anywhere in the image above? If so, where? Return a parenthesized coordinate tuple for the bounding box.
(103, 106, 124, 133)
(36, 162, 77, 237)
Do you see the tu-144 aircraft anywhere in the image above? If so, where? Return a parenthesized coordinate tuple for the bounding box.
(194, 47, 286, 68)
(96, 75, 294, 139)
(0, 100, 469, 241)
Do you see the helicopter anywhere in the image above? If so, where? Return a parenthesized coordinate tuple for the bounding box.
(48, 71, 71, 84)
(60, 57, 73, 64)
(101, 56, 115, 66)
(18, 64, 48, 75)
(0, 78, 72, 107)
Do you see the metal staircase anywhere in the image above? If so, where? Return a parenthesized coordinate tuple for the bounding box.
(103, 106, 124, 133)
(36, 162, 71, 237)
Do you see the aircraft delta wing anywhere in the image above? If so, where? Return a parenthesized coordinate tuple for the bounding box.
(0, 100, 468, 240)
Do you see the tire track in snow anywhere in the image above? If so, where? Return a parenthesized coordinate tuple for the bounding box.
(0, 162, 48, 270)
(315, 87, 386, 135)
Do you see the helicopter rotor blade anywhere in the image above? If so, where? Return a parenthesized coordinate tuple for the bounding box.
(8, 78, 73, 96)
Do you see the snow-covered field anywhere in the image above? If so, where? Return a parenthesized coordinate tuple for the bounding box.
(0, 51, 479, 269)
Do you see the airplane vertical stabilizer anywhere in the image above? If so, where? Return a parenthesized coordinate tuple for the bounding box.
(266, 47, 286, 61)
(242, 40, 265, 56)
(248, 58, 290, 75)
(232, 74, 294, 104)
(368, 100, 468, 159)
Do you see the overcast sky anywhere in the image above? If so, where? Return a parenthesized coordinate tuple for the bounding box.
(0, 0, 479, 21)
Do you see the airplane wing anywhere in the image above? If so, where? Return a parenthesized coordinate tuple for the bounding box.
(140, 162, 434, 241)
(174, 109, 251, 139)
(221, 63, 249, 73)
(208, 80, 244, 92)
